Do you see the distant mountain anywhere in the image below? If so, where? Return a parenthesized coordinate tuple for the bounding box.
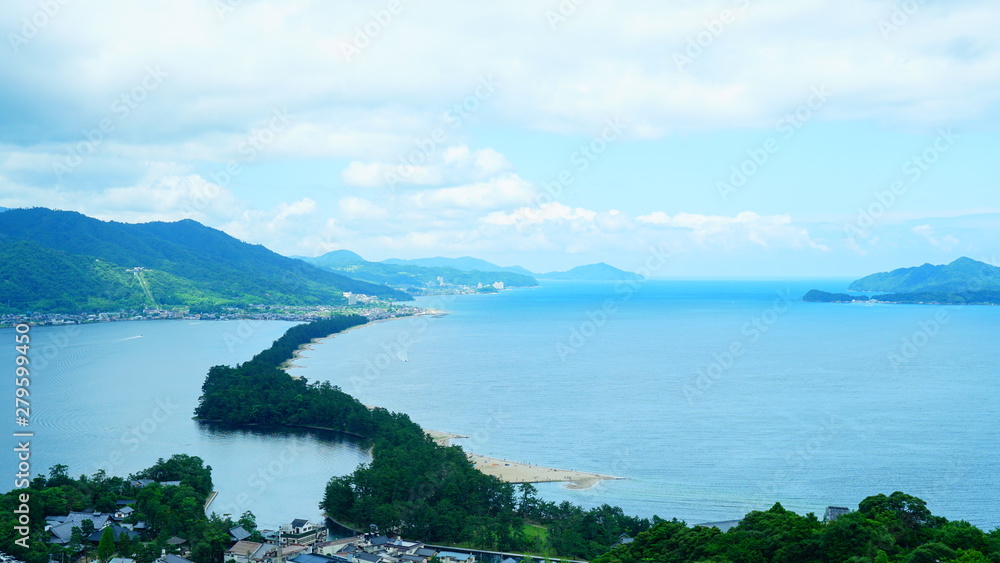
(0, 208, 410, 313)
(538, 262, 643, 281)
(309, 249, 368, 267)
(382, 256, 535, 276)
(301, 250, 538, 288)
(0, 207, 8, 213)
(848, 257, 1000, 293)
(803, 257, 1000, 306)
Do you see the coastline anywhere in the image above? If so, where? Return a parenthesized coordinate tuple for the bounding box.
(280, 308, 449, 372)
(279, 310, 623, 490)
(465, 452, 624, 489)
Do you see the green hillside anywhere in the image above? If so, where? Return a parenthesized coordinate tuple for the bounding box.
(848, 257, 1000, 293)
(0, 208, 410, 313)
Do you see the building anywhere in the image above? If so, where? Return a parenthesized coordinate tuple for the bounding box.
(435, 552, 475, 563)
(46, 512, 113, 544)
(694, 520, 743, 533)
(824, 506, 851, 523)
(278, 520, 327, 546)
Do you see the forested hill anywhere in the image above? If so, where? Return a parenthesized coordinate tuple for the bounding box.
(594, 493, 999, 563)
(849, 257, 1000, 293)
(0, 207, 409, 313)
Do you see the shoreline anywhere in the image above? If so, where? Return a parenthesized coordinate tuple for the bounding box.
(277, 312, 624, 490)
(464, 452, 624, 489)
(280, 309, 450, 372)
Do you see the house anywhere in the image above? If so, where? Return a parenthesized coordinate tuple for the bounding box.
(414, 548, 437, 559)
(226, 541, 264, 563)
(694, 520, 743, 533)
(281, 545, 310, 560)
(314, 537, 362, 557)
(46, 512, 113, 544)
(110, 558, 136, 563)
(354, 553, 384, 563)
(230, 527, 252, 542)
(114, 506, 136, 520)
(157, 554, 194, 563)
(87, 524, 139, 542)
(225, 541, 288, 563)
(130, 479, 156, 488)
(278, 520, 326, 546)
(386, 540, 422, 556)
(290, 555, 349, 563)
(435, 552, 475, 563)
(166, 537, 188, 550)
(824, 506, 851, 523)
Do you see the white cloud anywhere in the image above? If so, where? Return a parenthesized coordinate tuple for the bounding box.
(339, 196, 387, 220)
(913, 224, 960, 251)
(408, 173, 536, 211)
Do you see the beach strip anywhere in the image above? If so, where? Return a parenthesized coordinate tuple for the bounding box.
(466, 453, 624, 489)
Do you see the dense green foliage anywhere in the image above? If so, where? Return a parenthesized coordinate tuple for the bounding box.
(594, 493, 1000, 563)
(303, 251, 539, 288)
(0, 456, 253, 563)
(195, 315, 377, 434)
(870, 290, 1000, 305)
(196, 317, 651, 558)
(0, 240, 255, 313)
(0, 207, 410, 313)
(802, 289, 858, 303)
(320, 412, 651, 557)
(849, 257, 1000, 293)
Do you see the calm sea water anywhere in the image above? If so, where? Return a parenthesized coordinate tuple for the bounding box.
(3, 280, 998, 530)
(1, 319, 370, 528)
(293, 280, 1000, 529)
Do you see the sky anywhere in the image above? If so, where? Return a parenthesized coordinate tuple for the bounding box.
(1, 0, 998, 277)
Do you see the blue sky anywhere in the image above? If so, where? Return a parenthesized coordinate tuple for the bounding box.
(1, 0, 998, 276)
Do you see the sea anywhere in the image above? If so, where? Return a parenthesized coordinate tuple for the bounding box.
(3, 279, 998, 530)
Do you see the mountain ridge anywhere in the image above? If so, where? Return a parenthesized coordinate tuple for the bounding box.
(0, 208, 410, 313)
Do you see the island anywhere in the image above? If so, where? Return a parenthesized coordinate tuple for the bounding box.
(804, 257, 1000, 305)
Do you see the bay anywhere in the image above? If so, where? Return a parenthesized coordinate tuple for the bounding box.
(0, 319, 370, 528)
(3, 278, 998, 532)
(290, 279, 1000, 529)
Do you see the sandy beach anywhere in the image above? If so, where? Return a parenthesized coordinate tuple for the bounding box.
(281, 311, 621, 490)
(466, 453, 624, 489)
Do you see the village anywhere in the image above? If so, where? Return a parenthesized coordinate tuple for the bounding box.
(0, 298, 421, 329)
